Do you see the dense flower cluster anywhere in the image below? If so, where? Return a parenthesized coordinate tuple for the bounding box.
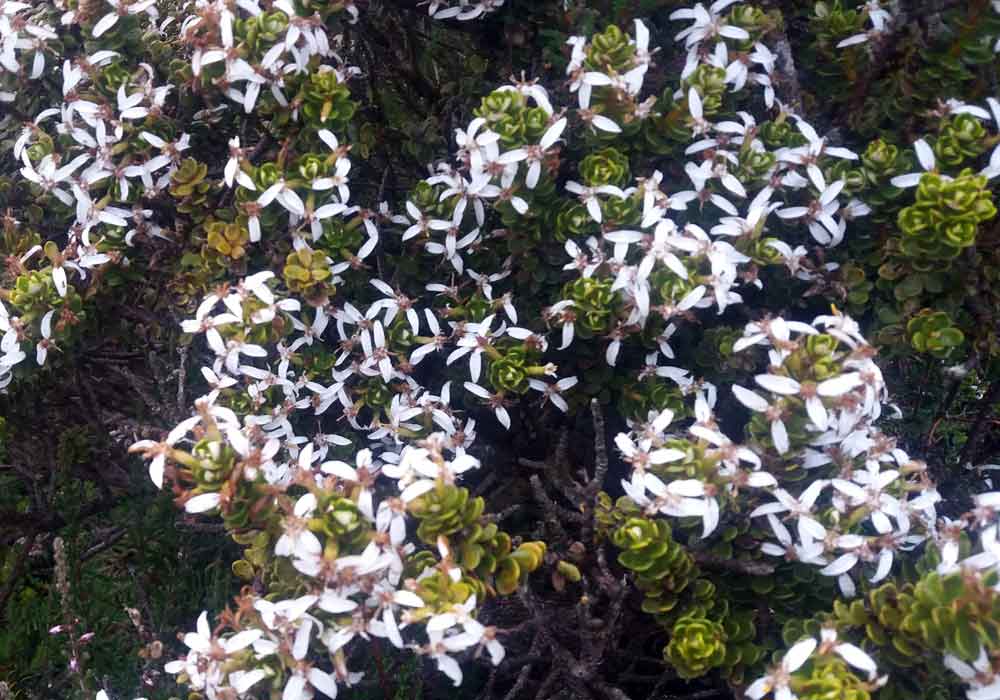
(4, 1, 1000, 699)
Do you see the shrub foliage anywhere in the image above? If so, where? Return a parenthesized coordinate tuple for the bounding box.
(2, 1, 1000, 700)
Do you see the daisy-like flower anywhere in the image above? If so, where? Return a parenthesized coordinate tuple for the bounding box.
(359, 320, 395, 383)
(35, 310, 56, 365)
(759, 513, 827, 564)
(945, 646, 1000, 700)
(564, 181, 627, 223)
(753, 370, 861, 431)
(751, 481, 830, 543)
(732, 384, 791, 453)
(685, 86, 713, 136)
(258, 178, 305, 216)
(19, 152, 89, 206)
(890, 138, 943, 189)
(321, 448, 379, 520)
(816, 627, 879, 679)
(745, 637, 817, 700)
(383, 441, 479, 500)
(775, 174, 845, 246)
(163, 610, 263, 696)
(980, 98, 1000, 180)
(274, 492, 322, 565)
(527, 376, 578, 413)
(223, 136, 257, 190)
(463, 380, 512, 429)
(496, 117, 566, 189)
(670, 0, 750, 50)
(92, 0, 158, 38)
(128, 415, 202, 488)
(837, 1, 893, 48)
(447, 314, 504, 383)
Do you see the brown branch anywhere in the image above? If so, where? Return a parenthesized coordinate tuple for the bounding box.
(0, 535, 35, 618)
(959, 379, 1000, 466)
(176, 344, 188, 414)
(485, 504, 524, 523)
(771, 31, 802, 112)
(80, 528, 127, 563)
(581, 399, 609, 546)
(925, 374, 968, 450)
(500, 633, 542, 700)
(654, 691, 727, 700)
(0, 494, 115, 545)
(691, 552, 775, 577)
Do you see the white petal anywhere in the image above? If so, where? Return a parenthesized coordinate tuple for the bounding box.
(591, 115, 621, 133)
(185, 492, 221, 513)
(92, 12, 118, 37)
(224, 629, 262, 653)
(754, 374, 800, 395)
(914, 139, 935, 171)
(393, 590, 425, 608)
(148, 454, 165, 489)
(817, 372, 861, 396)
(784, 638, 817, 672)
(805, 396, 829, 431)
(308, 668, 339, 699)
(820, 552, 858, 577)
(283, 674, 306, 700)
(733, 385, 768, 411)
(834, 643, 877, 676)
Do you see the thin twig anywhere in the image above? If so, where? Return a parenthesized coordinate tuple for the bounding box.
(581, 399, 609, 546)
(80, 528, 127, 562)
(0, 535, 35, 617)
(176, 344, 188, 414)
(485, 504, 524, 523)
(691, 552, 775, 576)
(959, 379, 1000, 466)
(500, 633, 542, 700)
(529, 475, 574, 542)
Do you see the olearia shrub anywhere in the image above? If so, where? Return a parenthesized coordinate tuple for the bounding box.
(3, 0, 1000, 699)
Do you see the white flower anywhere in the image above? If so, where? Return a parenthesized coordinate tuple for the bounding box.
(282, 666, 340, 700)
(426, 594, 476, 633)
(496, 117, 566, 189)
(670, 0, 750, 50)
(890, 139, 941, 189)
(185, 491, 222, 513)
(182, 611, 261, 655)
(945, 646, 1000, 700)
(423, 629, 476, 685)
(564, 181, 626, 223)
(527, 376, 578, 413)
(775, 168, 846, 246)
(686, 86, 712, 136)
(732, 384, 790, 453)
(20, 152, 88, 206)
(448, 315, 503, 383)
(817, 627, 878, 679)
(745, 637, 817, 700)
(35, 309, 56, 365)
(463, 381, 512, 429)
(92, 0, 157, 38)
(980, 98, 1000, 179)
(644, 473, 716, 534)
(753, 371, 862, 431)
(320, 449, 378, 520)
(461, 617, 505, 665)
(259, 178, 305, 216)
(759, 514, 827, 564)
(224, 136, 256, 189)
(751, 482, 830, 543)
(129, 415, 201, 488)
